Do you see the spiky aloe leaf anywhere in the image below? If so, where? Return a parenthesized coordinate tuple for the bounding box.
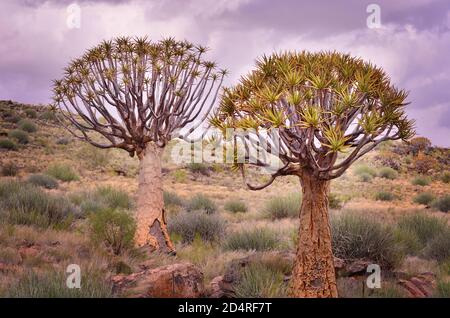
(322, 126, 350, 154)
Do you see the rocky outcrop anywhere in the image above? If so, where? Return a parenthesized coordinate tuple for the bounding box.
(398, 272, 436, 298)
(112, 263, 204, 298)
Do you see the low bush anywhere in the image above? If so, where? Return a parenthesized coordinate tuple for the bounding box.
(27, 174, 59, 189)
(163, 191, 184, 207)
(0, 139, 17, 150)
(56, 137, 70, 145)
(3, 269, 112, 298)
(397, 213, 447, 246)
(264, 193, 301, 219)
(18, 119, 37, 133)
(354, 164, 377, 177)
(187, 194, 217, 214)
(186, 162, 210, 176)
(432, 195, 450, 213)
(1, 162, 18, 176)
(70, 186, 132, 215)
(434, 280, 450, 298)
(411, 176, 431, 186)
(413, 192, 435, 206)
(4, 114, 21, 123)
(224, 200, 248, 213)
(378, 167, 398, 180)
(88, 208, 136, 255)
(358, 173, 373, 182)
(234, 263, 286, 298)
(0, 180, 76, 228)
(8, 129, 29, 144)
(329, 193, 343, 209)
(46, 164, 79, 182)
(224, 228, 279, 252)
(168, 211, 226, 243)
(375, 191, 395, 201)
(423, 230, 450, 261)
(331, 212, 403, 268)
(39, 111, 57, 122)
(441, 172, 450, 184)
(77, 144, 110, 168)
(24, 109, 37, 118)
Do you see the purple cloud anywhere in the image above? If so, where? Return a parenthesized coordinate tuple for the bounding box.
(0, 0, 449, 146)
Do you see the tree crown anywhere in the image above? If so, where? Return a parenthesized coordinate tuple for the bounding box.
(53, 37, 226, 157)
(212, 51, 414, 185)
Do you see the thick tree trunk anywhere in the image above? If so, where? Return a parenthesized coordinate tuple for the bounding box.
(134, 143, 175, 254)
(289, 171, 338, 298)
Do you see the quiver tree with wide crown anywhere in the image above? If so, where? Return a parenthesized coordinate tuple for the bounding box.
(211, 51, 414, 297)
(53, 37, 226, 254)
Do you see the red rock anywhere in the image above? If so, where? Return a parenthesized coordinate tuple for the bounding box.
(112, 263, 204, 298)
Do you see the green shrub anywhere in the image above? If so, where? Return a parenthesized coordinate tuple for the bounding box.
(397, 213, 447, 246)
(234, 263, 286, 298)
(423, 230, 450, 261)
(224, 200, 248, 213)
(1, 162, 18, 176)
(168, 211, 226, 243)
(224, 228, 279, 252)
(70, 186, 132, 215)
(413, 192, 435, 206)
(4, 114, 21, 123)
(186, 162, 210, 176)
(187, 194, 217, 214)
(375, 191, 395, 201)
(354, 164, 377, 177)
(18, 119, 37, 133)
(264, 193, 301, 219)
(378, 167, 398, 180)
(96, 186, 132, 210)
(163, 191, 184, 207)
(358, 172, 373, 182)
(0, 139, 17, 150)
(432, 195, 450, 213)
(56, 137, 70, 145)
(46, 164, 79, 182)
(329, 193, 343, 209)
(3, 269, 112, 298)
(0, 180, 76, 228)
(27, 174, 59, 189)
(441, 172, 450, 184)
(393, 227, 422, 255)
(434, 280, 450, 298)
(172, 169, 187, 182)
(411, 176, 431, 186)
(39, 110, 58, 122)
(88, 208, 136, 255)
(331, 213, 403, 268)
(24, 109, 37, 118)
(8, 129, 29, 144)
(77, 144, 110, 168)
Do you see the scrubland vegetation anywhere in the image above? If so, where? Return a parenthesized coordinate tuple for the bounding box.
(0, 101, 449, 298)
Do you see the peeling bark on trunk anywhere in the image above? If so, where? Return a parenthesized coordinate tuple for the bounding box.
(289, 171, 338, 298)
(134, 143, 175, 254)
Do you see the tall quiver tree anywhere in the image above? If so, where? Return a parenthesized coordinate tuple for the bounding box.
(212, 51, 414, 297)
(53, 37, 225, 254)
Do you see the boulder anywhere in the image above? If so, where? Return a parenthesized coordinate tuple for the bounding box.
(398, 272, 436, 298)
(112, 263, 204, 298)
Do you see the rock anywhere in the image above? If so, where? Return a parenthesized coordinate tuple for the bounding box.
(398, 272, 436, 298)
(343, 260, 372, 276)
(112, 263, 204, 298)
(333, 257, 345, 270)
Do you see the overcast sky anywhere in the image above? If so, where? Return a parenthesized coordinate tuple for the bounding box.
(0, 0, 449, 146)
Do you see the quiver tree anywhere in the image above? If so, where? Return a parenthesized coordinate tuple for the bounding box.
(212, 51, 414, 297)
(53, 37, 226, 254)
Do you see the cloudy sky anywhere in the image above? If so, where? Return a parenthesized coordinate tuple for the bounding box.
(0, 0, 449, 146)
